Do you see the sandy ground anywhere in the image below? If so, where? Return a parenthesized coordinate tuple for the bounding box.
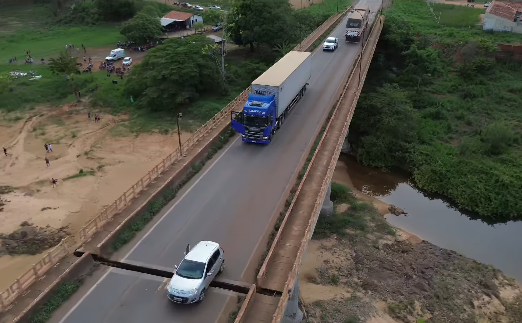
(0, 104, 191, 291)
(298, 159, 522, 323)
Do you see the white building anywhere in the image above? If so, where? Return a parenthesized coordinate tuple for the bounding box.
(483, 1, 522, 34)
(160, 11, 204, 30)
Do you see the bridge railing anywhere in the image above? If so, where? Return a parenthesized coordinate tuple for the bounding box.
(270, 15, 385, 323)
(0, 7, 353, 314)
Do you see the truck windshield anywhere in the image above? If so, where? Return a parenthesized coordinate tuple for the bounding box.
(244, 115, 268, 127)
(346, 18, 362, 28)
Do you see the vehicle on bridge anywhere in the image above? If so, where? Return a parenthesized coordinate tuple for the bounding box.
(231, 51, 312, 144)
(167, 241, 225, 304)
(323, 37, 339, 51)
(345, 4, 370, 43)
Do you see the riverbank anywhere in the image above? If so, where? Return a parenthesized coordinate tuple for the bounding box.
(297, 161, 522, 323)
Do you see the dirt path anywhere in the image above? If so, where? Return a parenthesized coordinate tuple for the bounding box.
(0, 105, 192, 291)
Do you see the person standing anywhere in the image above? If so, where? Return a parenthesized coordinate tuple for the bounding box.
(51, 178, 58, 188)
(48, 143, 53, 152)
(45, 157, 50, 167)
(3, 147, 7, 156)
(88, 112, 91, 119)
(44, 143, 49, 153)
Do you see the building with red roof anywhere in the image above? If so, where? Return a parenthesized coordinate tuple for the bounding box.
(160, 10, 203, 31)
(483, 1, 522, 33)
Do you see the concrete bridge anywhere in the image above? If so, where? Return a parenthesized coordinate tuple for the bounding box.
(0, 1, 387, 323)
(235, 3, 385, 323)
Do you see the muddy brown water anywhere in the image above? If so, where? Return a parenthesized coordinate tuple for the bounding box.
(339, 155, 522, 283)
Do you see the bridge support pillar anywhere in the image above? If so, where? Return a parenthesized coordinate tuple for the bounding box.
(320, 181, 334, 217)
(282, 277, 303, 323)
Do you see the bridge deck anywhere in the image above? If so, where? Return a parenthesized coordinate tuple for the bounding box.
(240, 294, 280, 323)
(258, 16, 385, 294)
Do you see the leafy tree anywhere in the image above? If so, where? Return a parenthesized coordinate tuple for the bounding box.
(120, 12, 163, 44)
(48, 51, 81, 99)
(227, 0, 297, 52)
(48, 51, 80, 76)
(202, 9, 223, 25)
(124, 36, 220, 110)
(140, 4, 162, 18)
(193, 22, 205, 33)
(96, 0, 137, 21)
(349, 84, 418, 169)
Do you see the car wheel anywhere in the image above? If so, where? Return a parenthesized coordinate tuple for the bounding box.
(219, 260, 225, 273)
(199, 289, 206, 302)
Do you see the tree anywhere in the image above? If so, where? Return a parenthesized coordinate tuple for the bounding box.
(348, 84, 418, 169)
(124, 36, 221, 110)
(120, 12, 163, 44)
(193, 22, 205, 33)
(48, 51, 80, 76)
(96, 0, 137, 21)
(227, 0, 297, 52)
(48, 51, 81, 99)
(202, 9, 223, 25)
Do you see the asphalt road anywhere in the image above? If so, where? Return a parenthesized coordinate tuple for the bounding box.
(55, 2, 382, 322)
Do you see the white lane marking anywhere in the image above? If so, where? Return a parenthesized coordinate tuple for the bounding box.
(58, 136, 240, 323)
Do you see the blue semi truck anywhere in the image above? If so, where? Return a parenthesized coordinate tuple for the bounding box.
(231, 51, 312, 144)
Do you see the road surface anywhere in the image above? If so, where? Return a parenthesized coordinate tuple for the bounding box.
(54, 3, 381, 322)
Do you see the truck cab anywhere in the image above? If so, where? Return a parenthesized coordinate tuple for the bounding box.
(231, 94, 276, 144)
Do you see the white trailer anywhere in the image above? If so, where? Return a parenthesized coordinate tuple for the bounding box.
(251, 51, 312, 118)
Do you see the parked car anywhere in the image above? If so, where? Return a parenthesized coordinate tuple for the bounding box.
(212, 23, 223, 32)
(484, 2, 491, 7)
(209, 5, 221, 10)
(181, 2, 192, 8)
(194, 5, 203, 11)
(167, 241, 225, 304)
(322, 37, 338, 51)
(122, 57, 132, 66)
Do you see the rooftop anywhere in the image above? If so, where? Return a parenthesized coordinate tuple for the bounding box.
(184, 241, 219, 262)
(487, 1, 522, 21)
(163, 10, 194, 21)
(253, 51, 311, 87)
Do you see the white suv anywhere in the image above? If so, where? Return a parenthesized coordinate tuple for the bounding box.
(167, 241, 225, 304)
(323, 37, 339, 51)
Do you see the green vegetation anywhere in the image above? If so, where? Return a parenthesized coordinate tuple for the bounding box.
(313, 184, 394, 239)
(120, 12, 163, 43)
(63, 169, 96, 181)
(111, 128, 235, 252)
(1, 0, 347, 133)
(348, 0, 522, 223)
(29, 280, 82, 323)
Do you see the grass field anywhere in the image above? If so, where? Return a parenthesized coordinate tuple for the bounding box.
(0, 3, 121, 63)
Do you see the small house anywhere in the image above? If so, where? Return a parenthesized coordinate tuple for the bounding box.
(161, 11, 204, 31)
(483, 1, 522, 33)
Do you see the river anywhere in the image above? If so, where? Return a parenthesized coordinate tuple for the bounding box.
(334, 155, 522, 283)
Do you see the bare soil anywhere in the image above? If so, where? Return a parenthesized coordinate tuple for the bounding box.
(299, 162, 522, 323)
(0, 104, 191, 291)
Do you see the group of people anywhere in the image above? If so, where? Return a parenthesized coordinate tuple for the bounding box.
(88, 112, 101, 122)
(66, 43, 87, 54)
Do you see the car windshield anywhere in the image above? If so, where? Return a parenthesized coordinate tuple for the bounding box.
(176, 260, 205, 279)
(325, 40, 335, 44)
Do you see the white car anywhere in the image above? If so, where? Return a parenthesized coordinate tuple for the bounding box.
(194, 5, 204, 11)
(209, 5, 221, 9)
(122, 57, 132, 66)
(167, 241, 225, 304)
(484, 2, 491, 7)
(323, 37, 339, 51)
